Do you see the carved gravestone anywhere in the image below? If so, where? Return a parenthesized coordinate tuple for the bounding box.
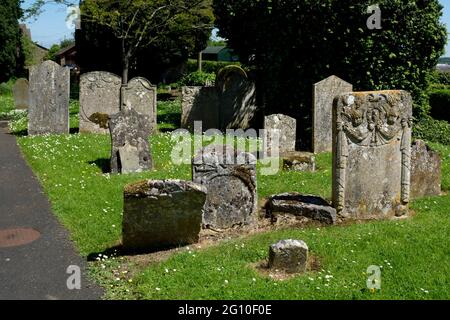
(181, 86, 219, 132)
(192, 144, 257, 229)
(79, 71, 121, 134)
(411, 140, 441, 199)
(123, 179, 207, 251)
(264, 114, 297, 156)
(216, 66, 257, 130)
(125, 77, 158, 134)
(313, 76, 353, 153)
(12, 78, 30, 110)
(28, 61, 70, 135)
(109, 106, 152, 174)
(332, 91, 413, 219)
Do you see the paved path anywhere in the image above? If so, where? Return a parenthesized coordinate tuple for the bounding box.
(0, 122, 103, 300)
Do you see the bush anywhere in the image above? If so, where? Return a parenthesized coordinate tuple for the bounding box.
(429, 70, 450, 86)
(0, 78, 15, 96)
(187, 59, 241, 75)
(413, 116, 450, 145)
(178, 71, 216, 87)
(429, 89, 450, 122)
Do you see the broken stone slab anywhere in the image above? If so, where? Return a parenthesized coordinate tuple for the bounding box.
(268, 239, 309, 274)
(411, 140, 442, 199)
(266, 193, 336, 225)
(282, 152, 316, 172)
(122, 179, 207, 251)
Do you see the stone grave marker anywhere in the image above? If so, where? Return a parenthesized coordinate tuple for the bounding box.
(28, 61, 70, 135)
(264, 114, 297, 156)
(313, 75, 353, 153)
(332, 90, 413, 219)
(192, 144, 257, 229)
(123, 179, 207, 251)
(411, 140, 441, 199)
(12, 78, 30, 110)
(125, 77, 158, 133)
(109, 106, 152, 174)
(181, 86, 220, 132)
(268, 240, 309, 274)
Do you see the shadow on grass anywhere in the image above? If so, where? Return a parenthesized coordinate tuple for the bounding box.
(89, 158, 111, 173)
(87, 242, 186, 260)
(158, 112, 180, 130)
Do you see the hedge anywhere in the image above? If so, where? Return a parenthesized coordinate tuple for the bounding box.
(429, 89, 450, 122)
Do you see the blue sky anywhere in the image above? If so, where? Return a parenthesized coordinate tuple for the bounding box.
(22, 0, 450, 56)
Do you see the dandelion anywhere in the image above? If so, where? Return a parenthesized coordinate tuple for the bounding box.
(224, 280, 229, 285)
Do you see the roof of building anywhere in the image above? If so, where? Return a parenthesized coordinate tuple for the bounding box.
(56, 44, 76, 57)
(201, 46, 227, 55)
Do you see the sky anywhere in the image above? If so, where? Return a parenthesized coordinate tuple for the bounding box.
(22, 0, 450, 56)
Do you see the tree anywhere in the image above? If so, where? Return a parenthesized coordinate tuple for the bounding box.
(214, 0, 447, 148)
(45, 37, 75, 61)
(0, 0, 25, 83)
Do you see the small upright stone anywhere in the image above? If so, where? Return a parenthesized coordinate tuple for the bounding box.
(12, 78, 30, 110)
(282, 152, 316, 172)
(126, 77, 158, 134)
(123, 180, 207, 251)
(109, 106, 152, 174)
(268, 240, 309, 274)
(264, 114, 297, 156)
(411, 140, 442, 199)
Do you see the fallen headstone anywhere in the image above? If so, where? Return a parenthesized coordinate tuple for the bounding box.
(282, 152, 316, 172)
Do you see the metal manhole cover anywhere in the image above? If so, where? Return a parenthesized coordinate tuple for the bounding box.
(0, 228, 41, 248)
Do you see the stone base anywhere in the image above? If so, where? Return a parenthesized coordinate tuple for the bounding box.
(281, 152, 316, 172)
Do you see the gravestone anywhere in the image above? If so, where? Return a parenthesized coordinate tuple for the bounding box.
(181, 86, 219, 131)
(192, 144, 257, 229)
(268, 240, 309, 274)
(332, 90, 413, 219)
(216, 65, 257, 130)
(411, 140, 441, 199)
(282, 152, 316, 172)
(109, 106, 152, 174)
(79, 71, 121, 134)
(12, 78, 30, 110)
(123, 179, 207, 251)
(313, 75, 353, 153)
(264, 114, 297, 156)
(125, 77, 158, 133)
(28, 60, 70, 135)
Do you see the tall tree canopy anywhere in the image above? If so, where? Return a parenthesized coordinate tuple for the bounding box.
(0, 0, 25, 83)
(214, 0, 447, 147)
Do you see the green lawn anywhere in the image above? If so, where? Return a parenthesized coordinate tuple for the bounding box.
(4, 97, 450, 300)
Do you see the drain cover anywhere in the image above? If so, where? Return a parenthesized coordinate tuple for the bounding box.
(0, 228, 41, 248)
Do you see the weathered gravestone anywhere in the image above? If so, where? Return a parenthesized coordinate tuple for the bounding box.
(109, 106, 152, 174)
(313, 76, 353, 153)
(192, 144, 257, 229)
(332, 90, 413, 219)
(411, 140, 442, 199)
(28, 61, 70, 135)
(80, 73, 157, 134)
(181, 86, 219, 131)
(12, 78, 30, 110)
(282, 152, 316, 172)
(123, 179, 207, 251)
(264, 114, 297, 156)
(268, 240, 309, 274)
(79, 71, 121, 134)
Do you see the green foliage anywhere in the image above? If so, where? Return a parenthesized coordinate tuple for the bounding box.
(178, 71, 216, 86)
(0, 78, 15, 96)
(45, 44, 61, 62)
(187, 58, 240, 74)
(413, 116, 450, 146)
(428, 89, 450, 122)
(214, 0, 447, 146)
(429, 70, 450, 86)
(0, 0, 25, 83)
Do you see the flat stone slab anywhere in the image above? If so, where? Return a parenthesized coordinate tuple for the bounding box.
(268, 239, 309, 274)
(282, 152, 316, 172)
(266, 193, 336, 225)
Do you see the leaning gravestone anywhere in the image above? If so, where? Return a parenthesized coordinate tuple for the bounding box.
(12, 78, 30, 110)
(264, 114, 297, 156)
(123, 179, 207, 251)
(28, 60, 70, 135)
(109, 106, 152, 174)
(410, 140, 442, 199)
(313, 75, 353, 153)
(192, 144, 257, 229)
(125, 77, 158, 134)
(332, 90, 413, 219)
(79, 71, 121, 134)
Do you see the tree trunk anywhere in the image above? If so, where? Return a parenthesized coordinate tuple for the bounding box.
(198, 51, 202, 72)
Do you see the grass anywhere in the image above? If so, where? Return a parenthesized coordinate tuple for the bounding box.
(4, 95, 450, 300)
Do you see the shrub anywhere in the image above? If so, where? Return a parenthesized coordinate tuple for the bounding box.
(0, 78, 15, 96)
(413, 116, 450, 145)
(178, 71, 216, 87)
(429, 89, 450, 122)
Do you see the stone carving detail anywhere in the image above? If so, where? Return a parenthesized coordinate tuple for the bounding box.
(333, 91, 413, 219)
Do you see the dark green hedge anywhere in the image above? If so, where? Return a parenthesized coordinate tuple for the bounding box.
(429, 89, 450, 122)
(413, 116, 450, 146)
(187, 59, 241, 75)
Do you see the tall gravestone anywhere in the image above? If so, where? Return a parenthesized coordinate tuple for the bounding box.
(125, 77, 158, 133)
(79, 71, 121, 134)
(192, 144, 257, 229)
(313, 76, 353, 153)
(109, 106, 153, 174)
(332, 91, 413, 219)
(28, 61, 70, 135)
(12, 78, 30, 110)
(264, 114, 297, 155)
(181, 86, 219, 131)
(411, 140, 442, 199)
